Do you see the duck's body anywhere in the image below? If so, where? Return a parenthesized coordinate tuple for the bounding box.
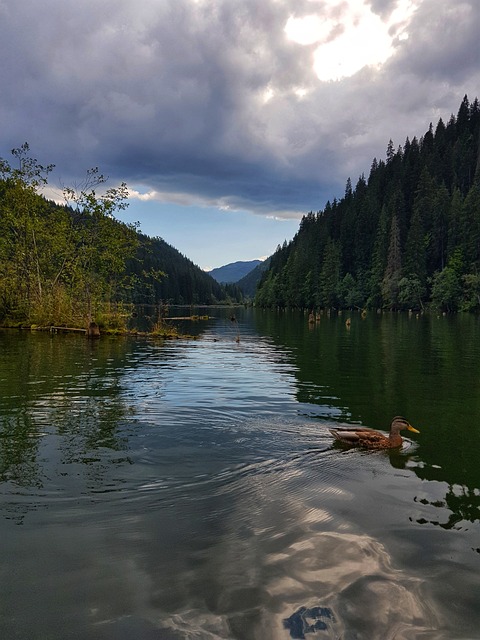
(329, 416, 419, 449)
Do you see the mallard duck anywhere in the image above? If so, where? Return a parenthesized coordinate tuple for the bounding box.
(329, 416, 419, 449)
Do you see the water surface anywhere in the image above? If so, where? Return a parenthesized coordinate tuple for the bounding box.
(1, 309, 479, 639)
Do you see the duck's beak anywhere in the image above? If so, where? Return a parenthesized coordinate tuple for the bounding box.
(407, 424, 420, 434)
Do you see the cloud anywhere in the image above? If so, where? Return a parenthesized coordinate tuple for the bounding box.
(0, 0, 479, 219)
(128, 186, 304, 220)
(367, 0, 402, 19)
(392, 2, 480, 83)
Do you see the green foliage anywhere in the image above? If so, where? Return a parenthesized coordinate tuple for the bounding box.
(0, 145, 239, 328)
(0, 144, 59, 322)
(318, 240, 341, 307)
(337, 273, 364, 309)
(398, 275, 426, 311)
(256, 94, 480, 313)
(431, 267, 462, 312)
(461, 273, 480, 311)
(381, 214, 402, 309)
(61, 168, 139, 323)
(0, 148, 141, 326)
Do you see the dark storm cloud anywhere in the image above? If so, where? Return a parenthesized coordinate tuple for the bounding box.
(0, 0, 479, 218)
(366, 0, 399, 19)
(393, 1, 480, 83)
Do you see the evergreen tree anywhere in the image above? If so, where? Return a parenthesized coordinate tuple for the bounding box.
(461, 178, 480, 269)
(430, 182, 450, 272)
(318, 240, 341, 308)
(404, 167, 435, 286)
(382, 214, 402, 308)
(368, 204, 389, 307)
(253, 94, 480, 313)
(447, 188, 464, 260)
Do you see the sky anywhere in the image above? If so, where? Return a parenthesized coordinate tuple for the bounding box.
(1, 0, 479, 270)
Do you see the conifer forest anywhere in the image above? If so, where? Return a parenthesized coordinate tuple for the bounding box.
(256, 95, 480, 312)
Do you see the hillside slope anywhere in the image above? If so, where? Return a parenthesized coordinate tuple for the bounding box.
(209, 260, 262, 283)
(128, 235, 242, 305)
(256, 95, 480, 312)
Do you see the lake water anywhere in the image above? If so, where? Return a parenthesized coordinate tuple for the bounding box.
(1, 308, 479, 639)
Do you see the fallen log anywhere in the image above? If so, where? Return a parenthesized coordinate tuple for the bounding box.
(47, 326, 87, 333)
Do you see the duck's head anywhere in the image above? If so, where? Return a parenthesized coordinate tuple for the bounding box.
(391, 416, 420, 435)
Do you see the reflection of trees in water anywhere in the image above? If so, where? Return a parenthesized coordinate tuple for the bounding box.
(0, 388, 132, 493)
(0, 412, 42, 487)
(389, 449, 480, 532)
(254, 311, 480, 536)
(0, 327, 199, 502)
(53, 385, 131, 461)
(0, 334, 137, 492)
(411, 485, 480, 530)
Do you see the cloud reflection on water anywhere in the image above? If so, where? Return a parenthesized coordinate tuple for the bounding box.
(2, 316, 480, 638)
(148, 451, 443, 640)
(156, 521, 440, 639)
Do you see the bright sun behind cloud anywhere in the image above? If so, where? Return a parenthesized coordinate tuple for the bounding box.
(285, 0, 420, 82)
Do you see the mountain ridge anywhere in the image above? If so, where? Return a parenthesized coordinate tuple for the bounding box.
(208, 260, 262, 283)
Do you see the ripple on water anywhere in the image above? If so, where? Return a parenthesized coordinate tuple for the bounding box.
(146, 491, 444, 640)
(2, 328, 478, 639)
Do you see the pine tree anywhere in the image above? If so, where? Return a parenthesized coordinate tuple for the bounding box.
(368, 204, 389, 307)
(253, 94, 480, 312)
(382, 214, 402, 308)
(318, 240, 341, 308)
(404, 167, 435, 285)
(430, 182, 450, 272)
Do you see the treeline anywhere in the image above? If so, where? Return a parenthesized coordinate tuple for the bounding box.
(0, 144, 241, 329)
(256, 95, 480, 312)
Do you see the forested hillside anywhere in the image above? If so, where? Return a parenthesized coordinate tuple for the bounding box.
(127, 235, 242, 305)
(0, 144, 240, 328)
(256, 95, 480, 312)
(237, 258, 270, 298)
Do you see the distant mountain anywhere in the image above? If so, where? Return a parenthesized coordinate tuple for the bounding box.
(236, 258, 271, 297)
(209, 260, 262, 283)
